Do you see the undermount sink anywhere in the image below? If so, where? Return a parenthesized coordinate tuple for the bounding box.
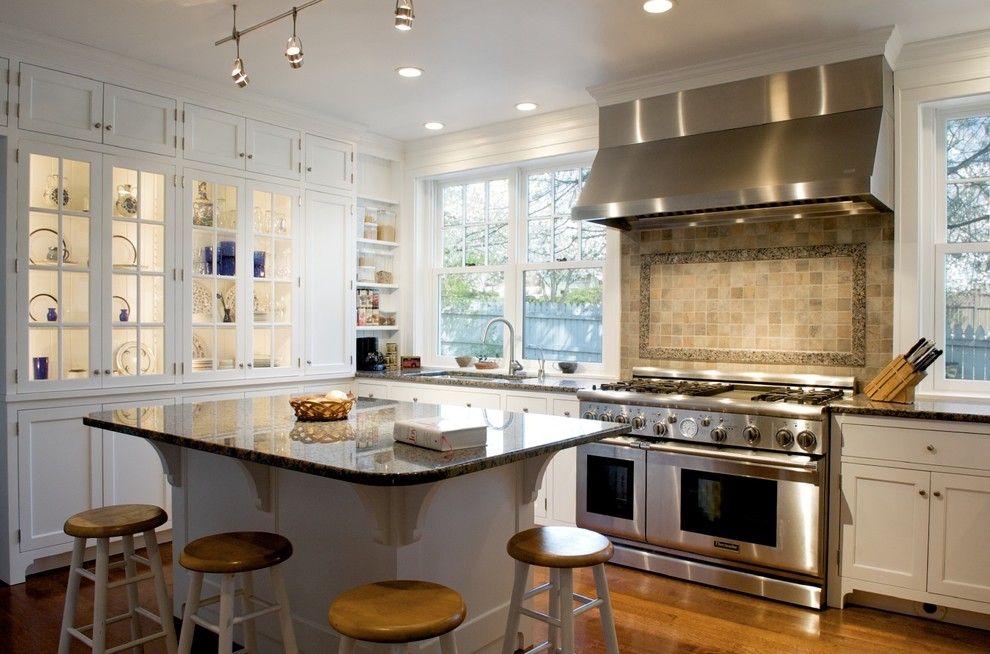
(411, 370, 534, 381)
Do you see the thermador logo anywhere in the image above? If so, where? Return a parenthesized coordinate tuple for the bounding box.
(713, 540, 740, 552)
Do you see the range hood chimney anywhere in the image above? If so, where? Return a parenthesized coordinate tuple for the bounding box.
(572, 56, 893, 230)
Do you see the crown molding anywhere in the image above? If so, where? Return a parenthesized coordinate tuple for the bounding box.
(588, 26, 897, 106)
(357, 133, 404, 162)
(0, 21, 370, 142)
(895, 28, 990, 72)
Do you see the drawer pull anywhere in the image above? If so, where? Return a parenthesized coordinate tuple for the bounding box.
(933, 491, 942, 498)
(563, 411, 570, 416)
(926, 444, 935, 452)
(523, 408, 529, 413)
(466, 402, 472, 407)
(368, 393, 375, 398)
(413, 397, 418, 402)
(919, 489, 928, 498)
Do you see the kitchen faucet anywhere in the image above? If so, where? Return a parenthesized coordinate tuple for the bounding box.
(482, 317, 524, 376)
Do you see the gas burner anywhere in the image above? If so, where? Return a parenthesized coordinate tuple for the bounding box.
(598, 379, 734, 396)
(750, 388, 845, 405)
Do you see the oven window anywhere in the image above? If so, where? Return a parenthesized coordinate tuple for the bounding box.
(680, 469, 777, 547)
(586, 455, 635, 520)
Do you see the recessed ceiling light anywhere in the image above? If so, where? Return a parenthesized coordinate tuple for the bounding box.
(424, 122, 445, 130)
(396, 67, 423, 78)
(515, 102, 538, 112)
(643, 0, 674, 14)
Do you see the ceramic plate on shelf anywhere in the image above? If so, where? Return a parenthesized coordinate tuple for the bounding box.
(192, 280, 213, 321)
(28, 292, 58, 322)
(111, 234, 138, 268)
(114, 341, 154, 376)
(191, 333, 207, 359)
(112, 295, 131, 321)
(28, 227, 70, 265)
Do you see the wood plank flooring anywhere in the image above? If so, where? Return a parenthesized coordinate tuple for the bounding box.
(2, 544, 989, 653)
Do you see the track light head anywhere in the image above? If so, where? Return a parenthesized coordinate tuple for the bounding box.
(231, 57, 249, 87)
(395, 0, 414, 31)
(285, 35, 303, 68)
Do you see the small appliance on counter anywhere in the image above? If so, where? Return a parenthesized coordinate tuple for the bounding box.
(356, 337, 385, 371)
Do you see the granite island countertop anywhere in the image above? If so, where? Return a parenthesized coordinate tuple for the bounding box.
(831, 394, 990, 424)
(83, 395, 628, 486)
(356, 368, 615, 394)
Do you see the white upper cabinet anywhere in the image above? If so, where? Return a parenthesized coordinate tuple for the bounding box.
(183, 104, 246, 170)
(18, 64, 103, 143)
(184, 106, 301, 180)
(17, 65, 177, 155)
(1, 57, 9, 127)
(103, 85, 176, 156)
(305, 135, 353, 193)
(356, 153, 399, 203)
(304, 191, 353, 375)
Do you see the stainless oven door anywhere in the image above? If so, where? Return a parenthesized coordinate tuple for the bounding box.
(646, 442, 824, 577)
(576, 441, 646, 542)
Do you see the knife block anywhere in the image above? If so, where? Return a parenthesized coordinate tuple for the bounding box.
(864, 355, 926, 403)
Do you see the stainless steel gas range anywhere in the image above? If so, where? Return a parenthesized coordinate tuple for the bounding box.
(576, 367, 855, 609)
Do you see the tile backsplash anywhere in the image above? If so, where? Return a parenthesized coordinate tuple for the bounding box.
(621, 214, 894, 383)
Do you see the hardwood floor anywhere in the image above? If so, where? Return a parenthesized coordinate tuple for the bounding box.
(2, 545, 988, 653)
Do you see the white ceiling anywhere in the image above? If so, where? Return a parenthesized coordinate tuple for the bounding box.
(2, 0, 989, 142)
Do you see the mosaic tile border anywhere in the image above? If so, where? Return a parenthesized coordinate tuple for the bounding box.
(639, 243, 867, 366)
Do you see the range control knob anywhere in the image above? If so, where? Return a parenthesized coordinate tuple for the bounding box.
(583, 410, 597, 420)
(797, 430, 818, 451)
(667, 414, 678, 424)
(775, 429, 795, 448)
(614, 414, 629, 424)
(632, 416, 646, 430)
(743, 425, 761, 445)
(701, 416, 712, 427)
(654, 422, 668, 436)
(600, 412, 613, 422)
(710, 427, 728, 443)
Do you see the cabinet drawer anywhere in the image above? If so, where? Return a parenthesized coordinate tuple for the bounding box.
(841, 420, 990, 471)
(505, 394, 548, 415)
(355, 382, 388, 399)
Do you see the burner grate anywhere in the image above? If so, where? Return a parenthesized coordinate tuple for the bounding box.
(599, 379, 734, 396)
(750, 388, 845, 405)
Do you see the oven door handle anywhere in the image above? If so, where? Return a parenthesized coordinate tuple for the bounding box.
(649, 441, 821, 472)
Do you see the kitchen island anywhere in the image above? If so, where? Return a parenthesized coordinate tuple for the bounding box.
(84, 395, 627, 653)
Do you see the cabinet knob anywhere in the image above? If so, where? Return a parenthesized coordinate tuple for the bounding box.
(933, 491, 942, 498)
(306, 360, 312, 365)
(412, 397, 418, 402)
(94, 122, 101, 129)
(523, 408, 529, 413)
(306, 166, 313, 172)
(104, 369, 111, 375)
(238, 363, 245, 368)
(563, 411, 570, 416)
(466, 402, 472, 407)
(919, 489, 928, 498)
(926, 444, 936, 452)
(239, 152, 245, 158)
(247, 363, 253, 368)
(247, 153, 253, 159)
(368, 393, 375, 398)
(105, 124, 112, 131)
(93, 369, 101, 375)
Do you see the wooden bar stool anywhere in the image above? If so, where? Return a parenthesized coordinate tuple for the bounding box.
(176, 531, 298, 654)
(328, 580, 466, 654)
(58, 503, 177, 654)
(501, 526, 620, 654)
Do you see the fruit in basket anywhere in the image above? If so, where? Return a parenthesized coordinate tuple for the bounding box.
(325, 390, 351, 401)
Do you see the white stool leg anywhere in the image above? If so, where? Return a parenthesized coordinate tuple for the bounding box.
(592, 564, 620, 654)
(58, 537, 86, 654)
(389, 645, 408, 654)
(501, 560, 530, 654)
(144, 529, 178, 654)
(548, 567, 561, 654)
(121, 534, 144, 654)
(440, 631, 459, 654)
(218, 573, 236, 654)
(239, 571, 258, 654)
(337, 635, 357, 654)
(269, 564, 299, 654)
(558, 569, 574, 654)
(176, 571, 203, 654)
(93, 537, 111, 654)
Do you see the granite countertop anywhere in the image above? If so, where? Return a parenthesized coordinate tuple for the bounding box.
(83, 395, 629, 486)
(831, 394, 990, 424)
(356, 368, 615, 394)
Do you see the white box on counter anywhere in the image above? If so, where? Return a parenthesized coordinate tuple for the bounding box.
(393, 416, 488, 451)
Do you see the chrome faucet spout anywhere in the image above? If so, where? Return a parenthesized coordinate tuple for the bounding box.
(482, 317, 523, 376)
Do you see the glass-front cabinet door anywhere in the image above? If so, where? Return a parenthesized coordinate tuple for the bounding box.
(248, 182, 298, 376)
(103, 158, 174, 387)
(19, 145, 101, 389)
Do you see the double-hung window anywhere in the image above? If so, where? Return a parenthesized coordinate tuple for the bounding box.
(934, 102, 990, 388)
(432, 162, 608, 370)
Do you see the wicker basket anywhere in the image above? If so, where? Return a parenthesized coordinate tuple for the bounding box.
(290, 394, 356, 421)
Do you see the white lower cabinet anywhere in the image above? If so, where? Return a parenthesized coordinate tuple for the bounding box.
(839, 416, 990, 613)
(386, 383, 500, 409)
(101, 399, 174, 522)
(355, 381, 388, 399)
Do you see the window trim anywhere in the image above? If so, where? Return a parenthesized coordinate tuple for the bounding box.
(423, 156, 619, 376)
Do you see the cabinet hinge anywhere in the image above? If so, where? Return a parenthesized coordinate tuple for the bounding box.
(16, 529, 20, 543)
(349, 355, 353, 365)
(297, 196, 302, 207)
(297, 276, 301, 288)
(297, 357, 301, 368)
(174, 108, 178, 121)
(298, 138, 302, 150)
(298, 162, 301, 173)
(17, 71, 21, 85)
(349, 280, 354, 290)
(13, 369, 18, 384)
(173, 362, 177, 375)
(3, 100, 7, 117)
(14, 148, 19, 163)
(14, 257, 20, 273)
(16, 103, 19, 119)
(174, 135, 177, 148)
(181, 362, 185, 374)
(350, 173, 354, 184)
(172, 174, 177, 187)
(182, 109, 185, 122)
(350, 151, 354, 162)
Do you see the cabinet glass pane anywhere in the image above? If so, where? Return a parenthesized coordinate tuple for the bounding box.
(191, 178, 240, 372)
(110, 166, 167, 379)
(63, 328, 90, 378)
(251, 190, 293, 371)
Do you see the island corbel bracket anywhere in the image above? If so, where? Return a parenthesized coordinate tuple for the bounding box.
(235, 460, 274, 512)
(521, 453, 553, 505)
(351, 483, 441, 546)
(145, 441, 183, 487)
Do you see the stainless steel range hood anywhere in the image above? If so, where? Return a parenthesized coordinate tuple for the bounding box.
(572, 56, 893, 230)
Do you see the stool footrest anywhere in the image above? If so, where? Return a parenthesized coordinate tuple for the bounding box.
(518, 641, 554, 654)
(520, 606, 559, 627)
(522, 581, 552, 601)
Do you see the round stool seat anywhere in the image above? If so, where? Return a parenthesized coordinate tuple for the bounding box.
(64, 504, 168, 539)
(329, 580, 466, 644)
(507, 526, 613, 568)
(180, 531, 293, 574)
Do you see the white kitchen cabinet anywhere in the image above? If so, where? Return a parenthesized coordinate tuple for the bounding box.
(504, 394, 548, 415)
(305, 134, 353, 192)
(355, 381, 388, 399)
(385, 382, 502, 409)
(304, 191, 353, 376)
(356, 153, 399, 203)
(103, 84, 176, 156)
(838, 415, 990, 613)
(534, 398, 579, 526)
(18, 65, 176, 155)
(16, 404, 103, 552)
(184, 106, 301, 180)
(1, 57, 9, 127)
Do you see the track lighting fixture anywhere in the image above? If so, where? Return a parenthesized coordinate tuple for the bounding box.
(395, 0, 414, 31)
(285, 7, 304, 69)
